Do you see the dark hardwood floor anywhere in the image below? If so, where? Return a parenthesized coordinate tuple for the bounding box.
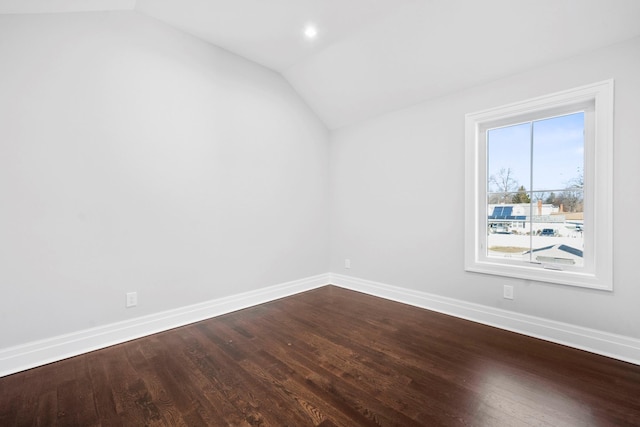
(2, 285, 640, 426)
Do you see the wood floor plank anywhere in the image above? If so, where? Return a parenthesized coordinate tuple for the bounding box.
(235, 310, 450, 425)
(199, 325, 325, 425)
(192, 322, 317, 426)
(86, 351, 119, 423)
(35, 389, 58, 427)
(2, 285, 640, 426)
(254, 294, 483, 424)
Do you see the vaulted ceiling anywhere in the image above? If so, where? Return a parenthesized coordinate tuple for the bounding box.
(2, 0, 640, 129)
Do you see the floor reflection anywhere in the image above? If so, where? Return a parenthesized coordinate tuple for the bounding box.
(469, 360, 594, 426)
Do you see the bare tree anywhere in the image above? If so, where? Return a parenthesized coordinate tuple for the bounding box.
(567, 166, 584, 189)
(558, 166, 584, 212)
(489, 167, 519, 204)
(533, 191, 547, 202)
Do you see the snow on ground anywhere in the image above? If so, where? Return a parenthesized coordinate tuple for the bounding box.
(487, 234, 584, 266)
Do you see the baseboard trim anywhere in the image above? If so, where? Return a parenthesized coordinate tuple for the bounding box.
(0, 273, 330, 378)
(3, 272, 638, 377)
(330, 273, 640, 366)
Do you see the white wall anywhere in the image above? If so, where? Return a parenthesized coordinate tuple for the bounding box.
(330, 37, 640, 339)
(2, 8, 638, 367)
(0, 11, 330, 348)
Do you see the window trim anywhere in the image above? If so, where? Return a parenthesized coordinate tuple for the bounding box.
(464, 80, 613, 291)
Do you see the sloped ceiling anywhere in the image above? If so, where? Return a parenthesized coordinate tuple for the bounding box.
(0, 0, 135, 13)
(2, 0, 640, 129)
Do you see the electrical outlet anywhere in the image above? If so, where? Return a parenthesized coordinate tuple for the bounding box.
(126, 292, 137, 308)
(503, 285, 514, 300)
(345, 258, 351, 269)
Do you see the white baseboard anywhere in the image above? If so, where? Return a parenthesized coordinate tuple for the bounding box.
(330, 273, 640, 366)
(3, 272, 638, 378)
(0, 273, 330, 378)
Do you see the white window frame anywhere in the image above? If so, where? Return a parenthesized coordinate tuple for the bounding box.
(465, 80, 613, 290)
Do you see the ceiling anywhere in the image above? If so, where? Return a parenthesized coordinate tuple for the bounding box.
(2, 0, 640, 129)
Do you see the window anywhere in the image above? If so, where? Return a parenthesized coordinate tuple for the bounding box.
(465, 80, 613, 290)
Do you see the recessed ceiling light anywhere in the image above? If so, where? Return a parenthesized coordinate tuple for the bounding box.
(303, 24, 318, 40)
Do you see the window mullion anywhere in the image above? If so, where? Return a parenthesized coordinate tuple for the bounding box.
(528, 121, 534, 263)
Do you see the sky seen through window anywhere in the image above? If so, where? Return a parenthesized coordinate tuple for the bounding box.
(487, 112, 584, 193)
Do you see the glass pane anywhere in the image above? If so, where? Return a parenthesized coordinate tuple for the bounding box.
(529, 113, 584, 267)
(486, 122, 532, 260)
(486, 114, 585, 266)
(487, 122, 531, 204)
(532, 112, 584, 193)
